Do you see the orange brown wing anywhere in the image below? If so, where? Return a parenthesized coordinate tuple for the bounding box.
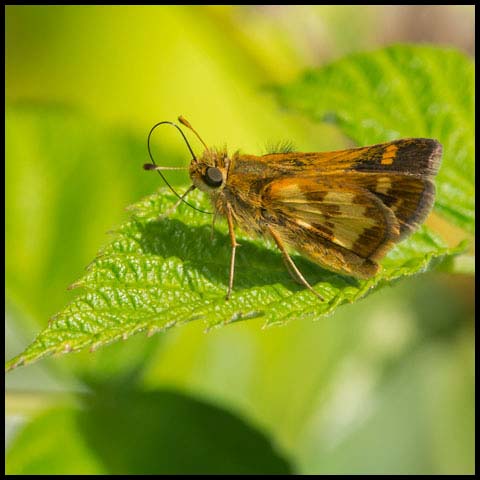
(259, 138, 442, 177)
(263, 176, 400, 258)
(261, 176, 400, 278)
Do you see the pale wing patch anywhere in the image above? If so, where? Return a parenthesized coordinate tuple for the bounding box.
(330, 217, 378, 250)
(323, 191, 356, 204)
(275, 182, 306, 199)
(376, 176, 392, 195)
(295, 219, 312, 229)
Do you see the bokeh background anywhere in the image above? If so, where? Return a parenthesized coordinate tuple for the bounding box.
(5, 5, 474, 474)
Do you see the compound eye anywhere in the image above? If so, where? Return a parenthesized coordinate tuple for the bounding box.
(204, 167, 223, 188)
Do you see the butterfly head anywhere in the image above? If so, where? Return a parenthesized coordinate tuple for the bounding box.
(189, 149, 227, 193)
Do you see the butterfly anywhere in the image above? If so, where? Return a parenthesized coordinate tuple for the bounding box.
(144, 116, 442, 300)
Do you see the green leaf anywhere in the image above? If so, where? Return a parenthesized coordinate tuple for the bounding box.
(6, 45, 471, 372)
(4, 103, 187, 379)
(6, 389, 292, 474)
(272, 44, 475, 234)
(6, 187, 463, 371)
(5, 103, 185, 328)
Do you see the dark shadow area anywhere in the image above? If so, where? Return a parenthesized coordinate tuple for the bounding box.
(79, 388, 293, 474)
(405, 273, 472, 342)
(137, 217, 358, 294)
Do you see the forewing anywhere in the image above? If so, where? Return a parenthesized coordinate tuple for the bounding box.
(260, 138, 442, 177)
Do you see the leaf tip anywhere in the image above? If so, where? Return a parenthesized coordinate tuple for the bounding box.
(5, 355, 26, 372)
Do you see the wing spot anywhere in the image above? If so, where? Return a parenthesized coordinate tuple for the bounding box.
(381, 144, 398, 165)
(338, 203, 367, 217)
(376, 176, 392, 195)
(277, 183, 307, 199)
(323, 191, 355, 204)
(331, 229, 360, 249)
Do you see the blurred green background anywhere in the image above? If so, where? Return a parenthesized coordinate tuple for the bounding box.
(5, 5, 474, 474)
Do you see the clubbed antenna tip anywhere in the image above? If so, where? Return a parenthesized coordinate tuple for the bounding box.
(143, 163, 188, 171)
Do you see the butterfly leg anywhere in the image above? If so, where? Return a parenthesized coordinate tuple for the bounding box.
(159, 185, 196, 219)
(268, 226, 324, 301)
(225, 203, 240, 300)
(282, 257, 305, 286)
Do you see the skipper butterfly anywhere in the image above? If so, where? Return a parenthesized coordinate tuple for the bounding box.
(144, 116, 442, 301)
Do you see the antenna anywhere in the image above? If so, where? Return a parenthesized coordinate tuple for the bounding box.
(178, 115, 209, 150)
(146, 120, 212, 215)
(143, 164, 188, 171)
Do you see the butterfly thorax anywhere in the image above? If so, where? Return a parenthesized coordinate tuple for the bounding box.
(189, 149, 281, 235)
